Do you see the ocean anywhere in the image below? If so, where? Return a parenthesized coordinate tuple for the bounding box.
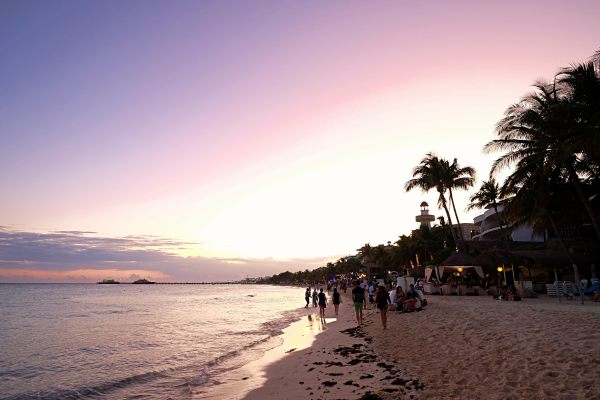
(0, 284, 307, 399)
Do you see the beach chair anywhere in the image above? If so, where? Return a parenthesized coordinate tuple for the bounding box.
(546, 281, 574, 297)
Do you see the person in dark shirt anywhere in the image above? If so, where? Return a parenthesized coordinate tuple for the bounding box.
(304, 287, 311, 308)
(351, 281, 365, 325)
(318, 288, 327, 319)
(375, 285, 391, 329)
(332, 287, 341, 316)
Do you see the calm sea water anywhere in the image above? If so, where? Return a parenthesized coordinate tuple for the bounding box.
(0, 284, 305, 400)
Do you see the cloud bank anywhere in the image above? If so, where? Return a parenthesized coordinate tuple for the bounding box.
(0, 227, 333, 282)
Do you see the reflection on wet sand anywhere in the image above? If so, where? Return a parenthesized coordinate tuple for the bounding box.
(199, 313, 336, 399)
(307, 313, 335, 332)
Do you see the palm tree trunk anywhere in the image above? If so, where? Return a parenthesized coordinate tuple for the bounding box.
(448, 188, 468, 252)
(494, 201, 512, 248)
(548, 214, 584, 304)
(568, 166, 600, 240)
(439, 192, 460, 251)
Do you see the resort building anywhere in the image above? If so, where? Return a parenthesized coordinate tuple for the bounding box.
(471, 205, 544, 242)
(454, 222, 480, 240)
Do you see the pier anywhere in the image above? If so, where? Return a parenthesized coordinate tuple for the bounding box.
(153, 281, 260, 285)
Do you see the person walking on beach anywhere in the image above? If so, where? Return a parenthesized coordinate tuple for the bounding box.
(332, 287, 341, 316)
(312, 288, 318, 307)
(368, 282, 375, 306)
(318, 288, 327, 319)
(351, 281, 365, 325)
(360, 281, 368, 310)
(375, 285, 391, 330)
(305, 287, 311, 308)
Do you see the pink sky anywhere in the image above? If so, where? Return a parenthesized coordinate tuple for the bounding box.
(1, 0, 599, 281)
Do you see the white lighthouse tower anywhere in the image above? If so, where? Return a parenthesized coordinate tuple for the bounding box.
(415, 201, 435, 228)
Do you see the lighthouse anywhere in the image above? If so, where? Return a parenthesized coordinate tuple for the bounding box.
(415, 201, 435, 228)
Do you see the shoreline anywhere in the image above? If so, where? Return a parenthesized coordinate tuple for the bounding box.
(236, 292, 600, 399)
(196, 310, 325, 399)
(242, 291, 422, 400)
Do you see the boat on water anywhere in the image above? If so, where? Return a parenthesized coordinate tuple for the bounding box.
(132, 279, 155, 284)
(98, 278, 120, 284)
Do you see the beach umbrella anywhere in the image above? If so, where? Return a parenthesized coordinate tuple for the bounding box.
(473, 248, 529, 284)
(511, 249, 586, 267)
(439, 252, 476, 267)
(435, 252, 485, 294)
(472, 248, 524, 269)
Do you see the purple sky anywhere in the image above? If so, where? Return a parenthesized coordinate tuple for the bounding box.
(1, 0, 599, 281)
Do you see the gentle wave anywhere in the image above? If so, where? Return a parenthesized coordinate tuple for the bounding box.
(3, 369, 171, 400)
(0, 284, 305, 400)
(3, 334, 284, 400)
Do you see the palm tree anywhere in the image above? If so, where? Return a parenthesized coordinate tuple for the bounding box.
(356, 243, 375, 278)
(483, 49, 600, 302)
(557, 57, 600, 224)
(467, 178, 503, 213)
(405, 153, 462, 250)
(467, 178, 508, 239)
(442, 157, 476, 249)
(486, 55, 600, 240)
(371, 244, 390, 277)
(501, 169, 585, 302)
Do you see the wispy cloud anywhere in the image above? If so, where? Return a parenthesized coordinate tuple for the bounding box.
(0, 227, 335, 282)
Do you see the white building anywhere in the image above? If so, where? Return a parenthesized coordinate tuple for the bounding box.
(415, 201, 435, 228)
(472, 205, 544, 242)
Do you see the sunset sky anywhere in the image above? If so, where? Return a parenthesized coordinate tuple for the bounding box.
(1, 0, 599, 282)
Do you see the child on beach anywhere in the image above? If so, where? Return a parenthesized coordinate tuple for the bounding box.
(318, 289, 327, 319)
(312, 289, 318, 307)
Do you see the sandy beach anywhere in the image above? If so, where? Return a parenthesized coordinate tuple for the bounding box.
(243, 292, 600, 400)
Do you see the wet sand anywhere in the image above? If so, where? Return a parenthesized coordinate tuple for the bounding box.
(242, 293, 600, 400)
(243, 294, 422, 400)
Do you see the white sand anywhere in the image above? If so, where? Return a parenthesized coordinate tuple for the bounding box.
(366, 295, 600, 400)
(242, 293, 600, 400)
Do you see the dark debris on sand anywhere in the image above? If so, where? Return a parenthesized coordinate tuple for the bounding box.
(338, 321, 424, 398)
(333, 343, 365, 357)
(340, 326, 374, 343)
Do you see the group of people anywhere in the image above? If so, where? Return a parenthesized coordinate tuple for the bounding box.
(496, 285, 522, 301)
(304, 286, 341, 318)
(395, 284, 427, 312)
(350, 281, 427, 329)
(304, 280, 427, 329)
